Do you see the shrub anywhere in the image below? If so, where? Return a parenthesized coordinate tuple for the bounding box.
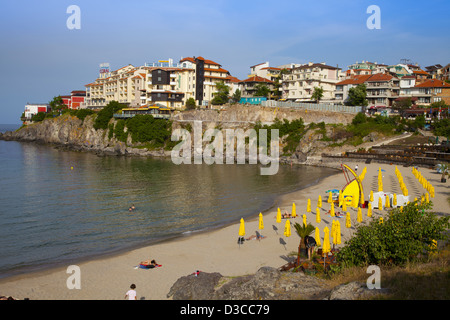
(336, 201, 449, 267)
(93, 101, 125, 130)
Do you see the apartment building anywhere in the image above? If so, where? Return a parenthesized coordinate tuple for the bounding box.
(61, 91, 86, 109)
(23, 103, 50, 120)
(346, 61, 387, 77)
(412, 79, 450, 105)
(365, 73, 400, 108)
(281, 62, 343, 102)
(238, 76, 274, 98)
(84, 57, 231, 109)
(335, 73, 400, 107)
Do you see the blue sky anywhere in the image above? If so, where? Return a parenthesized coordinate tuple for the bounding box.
(0, 0, 449, 124)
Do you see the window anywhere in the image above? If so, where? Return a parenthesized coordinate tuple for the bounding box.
(158, 77, 161, 81)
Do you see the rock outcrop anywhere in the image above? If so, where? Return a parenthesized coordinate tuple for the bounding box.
(167, 267, 388, 300)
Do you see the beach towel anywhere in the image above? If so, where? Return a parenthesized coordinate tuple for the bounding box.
(135, 264, 162, 269)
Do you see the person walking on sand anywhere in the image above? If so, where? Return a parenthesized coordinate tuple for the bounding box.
(125, 284, 137, 300)
(355, 164, 358, 173)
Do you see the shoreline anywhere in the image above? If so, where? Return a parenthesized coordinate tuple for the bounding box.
(0, 160, 448, 300)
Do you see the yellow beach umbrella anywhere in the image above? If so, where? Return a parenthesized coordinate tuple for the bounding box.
(342, 199, 347, 212)
(316, 207, 321, 223)
(330, 203, 335, 217)
(323, 227, 331, 255)
(306, 199, 311, 213)
(367, 203, 372, 217)
(292, 203, 297, 218)
(369, 190, 374, 202)
(425, 193, 429, 203)
(327, 191, 332, 203)
(332, 221, 337, 245)
(303, 214, 307, 227)
(346, 211, 351, 228)
(357, 207, 362, 223)
(276, 208, 281, 223)
(378, 197, 383, 210)
(284, 219, 291, 237)
(393, 193, 397, 207)
(315, 227, 321, 246)
(318, 195, 322, 208)
(338, 190, 343, 205)
(258, 213, 264, 231)
(239, 218, 245, 237)
(385, 195, 390, 208)
(336, 220, 341, 245)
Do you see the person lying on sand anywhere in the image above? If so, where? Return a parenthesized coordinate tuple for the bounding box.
(246, 234, 267, 240)
(139, 259, 160, 268)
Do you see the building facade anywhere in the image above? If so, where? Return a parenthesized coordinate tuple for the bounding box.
(281, 62, 343, 102)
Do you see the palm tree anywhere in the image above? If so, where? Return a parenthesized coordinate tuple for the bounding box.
(293, 222, 315, 265)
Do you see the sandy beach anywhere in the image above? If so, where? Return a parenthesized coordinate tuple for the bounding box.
(0, 161, 448, 300)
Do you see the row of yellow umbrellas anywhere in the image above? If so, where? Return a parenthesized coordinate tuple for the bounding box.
(395, 166, 409, 196)
(412, 167, 435, 198)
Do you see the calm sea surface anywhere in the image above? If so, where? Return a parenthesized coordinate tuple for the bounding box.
(0, 124, 337, 279)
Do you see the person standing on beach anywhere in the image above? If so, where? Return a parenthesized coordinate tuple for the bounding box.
(355, 164, 358, 172)
(125, 284, 137, 300)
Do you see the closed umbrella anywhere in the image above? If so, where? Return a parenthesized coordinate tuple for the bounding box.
(378, 197, 383, 210)
(318, 195, 322, 208)
(302, 214, 307, 227)
(369, 190, 374, 202)
(327, 191, 332, 203)
(385, 195, 390, 208)
(346, 211, 351, 228)
(336, 221, 341, 245)
(322, 226, 331, 267)
(330, 203, 335, 217)
(284, 219, 291, 237)
(367, 203, 372, 217)
(306, 199, 311, 213)
(393, 193, 397, 207)
(276, 208, 281, 223)
(357, 207, 362, 223)
(258, 213, 264, 233)
(331, 220, 337, 245)
(292, 203, 297, 218)
(342, 199, 347, 212)
(238, 218, 245, 247)
(316, 207, 321, 223)
(315, 227, 321, 246)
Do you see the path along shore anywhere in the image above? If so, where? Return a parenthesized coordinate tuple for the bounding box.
(0, 161, 448, 300)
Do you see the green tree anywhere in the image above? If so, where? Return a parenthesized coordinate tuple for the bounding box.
(311, 87, 324, 103)
(254, 83, 270, 98)
(293, 222, 315, 264)
(232, 89, 241, 103)
(347, 84, 368, 106)
(93, 101, 125, 130)
(185, 97, 196, 110)
(393, 97, 413, 111)
(49, 96, 66, 111)
(211, 81, 230, 105)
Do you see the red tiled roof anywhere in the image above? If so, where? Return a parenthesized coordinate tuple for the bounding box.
(226, 75, 240, 83)
(415, 79, 450, 88)
(239, 76, 273, 83)
(413, 69, 430, 75)
(336, 74, 372, 85)
(366, 73, 396, 81)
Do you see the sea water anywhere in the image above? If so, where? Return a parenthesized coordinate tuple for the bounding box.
(0, 124, 337, 279)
